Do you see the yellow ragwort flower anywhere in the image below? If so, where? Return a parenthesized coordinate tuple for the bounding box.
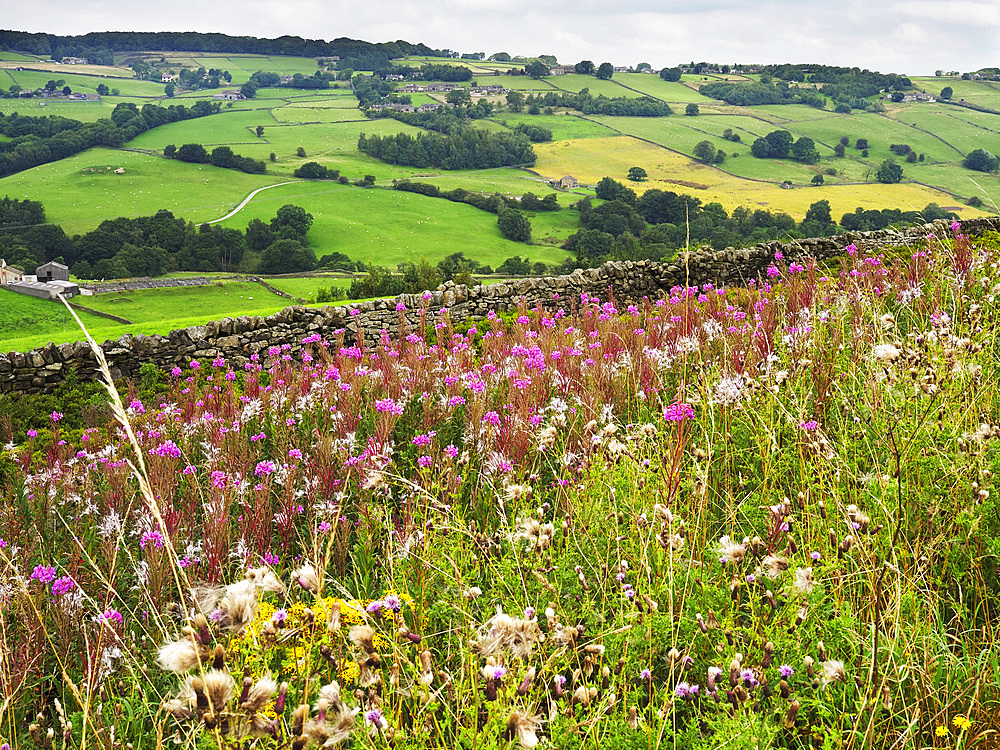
(953, 715, 972, 731)
(935, 725, 948, 737)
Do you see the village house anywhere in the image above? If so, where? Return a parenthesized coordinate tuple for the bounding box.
(0, 261, 23, 285)
(613, 66, 630, 73)
(424, 83, 460, 92)
(400, 84, 426, 93)
(213, 90, 243, 101)
(549, 66, 575, 76)
(417, 102, 443, 112)
(61, 57, 88, 65)
(556, 175, 579, 190)
(470, 85, 507, 95)
(385, 74, 405, 82)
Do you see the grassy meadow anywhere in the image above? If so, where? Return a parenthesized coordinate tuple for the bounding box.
(2, 228, 999, 748)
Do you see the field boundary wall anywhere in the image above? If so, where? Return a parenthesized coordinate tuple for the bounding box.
(3, 217, 999, 394)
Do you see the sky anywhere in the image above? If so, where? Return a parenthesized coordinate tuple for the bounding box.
(4, 0, 998, 75)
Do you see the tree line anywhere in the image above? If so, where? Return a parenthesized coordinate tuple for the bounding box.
(0, 100, 221, 178)
(0, 197, 322, 280)
(0, 30, 444, 68)
(515, 90, 671, 117)
(163, 143, 267, 175)
(557, 177, 957, 268)
(357, 128, 535, 169)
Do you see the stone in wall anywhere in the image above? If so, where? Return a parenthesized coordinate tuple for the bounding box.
(2, 217, 998, 395)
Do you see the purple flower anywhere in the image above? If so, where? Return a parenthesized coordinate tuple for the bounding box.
(384, 594, 402, 612)
(640, 668, 652, 681)
(664, 401, 694, 422)
(26, 429, 37, 438)
(675, 681, 691, 698)
(31, 565, 56, 583)
(779, 664, 794, 678)
(255, 460, 276, 476)
(366, 600, 385, 614)
(50, 411, 63, 423)
(51, 576, 76, 596)
(740, 668, 758, 687)
(100, 608, 124, 626)
(140, 530, 165, 549)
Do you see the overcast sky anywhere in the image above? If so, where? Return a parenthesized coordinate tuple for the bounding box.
(6, 0, 998, 75)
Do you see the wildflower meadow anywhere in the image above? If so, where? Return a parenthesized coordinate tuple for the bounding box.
(1, 227, 999, 749)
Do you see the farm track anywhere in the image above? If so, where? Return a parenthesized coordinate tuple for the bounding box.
(207, 180, 306, 223)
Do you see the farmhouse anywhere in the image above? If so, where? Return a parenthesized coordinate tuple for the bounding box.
(213, 90, 243, 101)
(417, 102, 443, 112)
(37, 261, 70, 282)
(61, 57, 88, 65)
(556, 175, 579, 189)
(550, 66, 574, 76)
(470, 85, 507, 95)
(0, 262, 23, 285)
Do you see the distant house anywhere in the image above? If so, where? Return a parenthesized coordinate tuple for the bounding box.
(213, 90, 243, 101)
(613, 66, 630, 73)
(550, 66, 574, 76)
(416, 102, 443, 112)
(37, 261, 69, 282)
(385, 74, 405, 82)
(62, 57, 88, 65)
(279, 75, 295, 84)
(400, 84, 426, 93)
(0, 261, 23, 285)
(161, 74, 176, 83)
(556, 175, 579, 190)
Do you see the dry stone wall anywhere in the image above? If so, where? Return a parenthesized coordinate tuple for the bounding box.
(3, 217, 999, 395)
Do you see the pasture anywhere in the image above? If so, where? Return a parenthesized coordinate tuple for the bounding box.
(532, 136, 979, 219)
(213, 180, 571, 268)
(0, 149, 277, 232)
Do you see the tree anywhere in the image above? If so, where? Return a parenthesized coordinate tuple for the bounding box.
(524, 60, 549, 78)
(876, 159, 903, 183)
(209, 146, 236, 169)
(685, 103, 699, 116)
(270, 204, 314, 242)
(791, 136, 820, 164)
(574, 60, 595, 75)
(164, 82, 175, 97)
(246, 218, 275, 251)
(627, 166, 647, 181)
(834, 143, 846, 157)
(163, 144, 177, 158)
(497, 209, 531, 242)
(446, 88, 472, 106)
(811, 174, 825, 186)
(506, 91, 525, 112)
(176, 143, 208, 163)
(596, 63, 614, 80)
(839, 136, 849, 146)
(805, 199, 832, 223)
(940, 86, 953, 100)
(256, 125, 265, 137)
(659, 68, 682, 82)
(96, 83, 109, 96)
(693, 140, 716, 163)
(239, 82, 256, 99)
(891, 91, 905, 102)
(258, 239, 316, 273)
(963, 148, 1000, 172)
(296, 146, 307, 157)
(856, 138, 869, 150)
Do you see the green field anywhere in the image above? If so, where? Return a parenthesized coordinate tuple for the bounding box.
(214, 180, 570, 268)
(0, 148, 277, 232)
(612, 73, 717, 103)
(0, 288, 111, 347)
(491, 113, 619, 140)
(546, 74, 643, 98)
(264, 275, 355, 298)
(912, 77, 1000, 109)
(80, 281, 292, 324)
(7, 69, 165, 97)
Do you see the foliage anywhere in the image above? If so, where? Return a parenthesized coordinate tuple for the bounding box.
(497, 208, 531, 243)
(963, 148, 999, 173)
(876, 158, 904, 184)
(357, 128, 536, 169)
(0, 100, 222, 178)
(2, 229, 1000, 749)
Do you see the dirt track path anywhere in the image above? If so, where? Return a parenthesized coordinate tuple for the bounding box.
(207, 180, 305, 224)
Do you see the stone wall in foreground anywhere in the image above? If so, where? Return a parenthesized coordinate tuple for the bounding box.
(2, 217, 998, 395)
